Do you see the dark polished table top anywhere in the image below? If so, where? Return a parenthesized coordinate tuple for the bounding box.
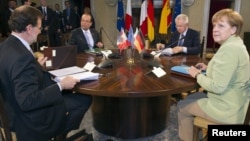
(74, 49, 204, 97)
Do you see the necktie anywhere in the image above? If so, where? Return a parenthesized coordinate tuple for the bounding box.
(178, 34, 184, 46)
(67, 8, 70, 20)
(84, 31, 94, 51)
(43, 7, 47, 21)
(43, 7, 47, 16)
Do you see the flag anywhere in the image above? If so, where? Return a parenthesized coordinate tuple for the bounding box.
(147, 0, 154, 41)
(159, 0, 172, 34)
(172, 0, 181, 32)
(125, 0, 132, 31)
(117, 28, 130, 52)
(133, 28, 145, 53)
(139, 0, 147, 37)
(117, 0, 125, 31)
(127, 26, 134, 48)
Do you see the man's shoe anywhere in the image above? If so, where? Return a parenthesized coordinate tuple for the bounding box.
(171, 93, 182, 102)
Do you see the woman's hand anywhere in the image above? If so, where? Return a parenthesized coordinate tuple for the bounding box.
(188, 66, 201, 78)
(195, 63, 207, 71)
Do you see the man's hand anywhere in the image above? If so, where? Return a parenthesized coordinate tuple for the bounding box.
(37, 56, 47, 66)
(156, 43, 165, 50)
(172, 46, 183, 54)
(96, 42, 104, 48)
(59, 76, 80, 90)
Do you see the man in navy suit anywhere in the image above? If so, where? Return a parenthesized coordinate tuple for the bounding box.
(157, 14, 200, 55)
(37, 0, 60, 46)
(63, 1, 77, 32)
(69, 13, 103, 53)
(0, 6, 92, 141)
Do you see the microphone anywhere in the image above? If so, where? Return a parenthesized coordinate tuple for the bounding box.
(97, 55, 113, 68)
(147, 35, 186, 68)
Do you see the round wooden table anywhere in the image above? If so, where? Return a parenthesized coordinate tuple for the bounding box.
(75, 49, 204, 139)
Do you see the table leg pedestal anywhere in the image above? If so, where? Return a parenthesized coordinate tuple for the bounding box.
(92, 95, 171, 139)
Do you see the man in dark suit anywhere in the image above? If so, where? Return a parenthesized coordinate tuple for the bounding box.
(63, 1, 77, 32)
(157, 14, 200, 55)
(69, 13, 103, 53)
(37, 0, 60, 46)
(54, 3, 65, 46)
(0, 6, 92, 141)
(1, 0, 17, 37)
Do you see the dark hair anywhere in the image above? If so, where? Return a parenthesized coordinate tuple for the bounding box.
(82, 13, 93, 23)
(64, 0, 70, 4)
(8, 5, 43, 33)
(21, 0, 28, 4)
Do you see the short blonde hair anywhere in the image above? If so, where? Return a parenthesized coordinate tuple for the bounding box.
(212, 8, 243, 36)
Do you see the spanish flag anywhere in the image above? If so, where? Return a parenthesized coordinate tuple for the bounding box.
(159, 0, 172, 34)
(147, 0, 154, 41)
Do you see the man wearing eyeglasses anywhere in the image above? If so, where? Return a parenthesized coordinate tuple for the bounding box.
(156, 14, 200, 55)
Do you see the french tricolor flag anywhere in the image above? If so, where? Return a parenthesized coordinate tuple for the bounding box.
(140, 0, 148, 37)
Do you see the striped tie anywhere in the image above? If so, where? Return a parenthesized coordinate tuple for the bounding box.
(178, 34, 184, 46)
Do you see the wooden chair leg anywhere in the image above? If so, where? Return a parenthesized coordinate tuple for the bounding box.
(193, 125, 200, 141)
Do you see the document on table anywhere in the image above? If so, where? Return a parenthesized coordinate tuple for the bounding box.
(49, 66, 87, 77)
(48, 66, 99, 82)
(161, 48, 173, 56)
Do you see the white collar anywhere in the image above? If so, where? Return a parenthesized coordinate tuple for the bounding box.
(11, 33, 33, 55)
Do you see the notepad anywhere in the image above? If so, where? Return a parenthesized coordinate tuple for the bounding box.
(171, 65, 206, 78)
(171, 65, 190, 75)
(171, 65, 206, 74)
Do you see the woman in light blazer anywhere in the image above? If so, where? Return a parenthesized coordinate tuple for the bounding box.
(177, 9, 250, 141)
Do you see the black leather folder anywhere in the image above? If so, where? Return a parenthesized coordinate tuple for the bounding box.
(43, 45, 77, 70)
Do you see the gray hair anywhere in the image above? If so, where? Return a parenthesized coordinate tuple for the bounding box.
(175, 14, 189, 24)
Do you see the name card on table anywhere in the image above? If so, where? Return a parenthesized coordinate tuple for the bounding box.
(152, 67, 167, 78)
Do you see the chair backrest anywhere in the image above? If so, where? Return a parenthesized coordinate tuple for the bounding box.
(243, 100, 250, 124)
(62, 33, 71, 45)
(0, 94, 14, 141)
(199, 36, 205, 58)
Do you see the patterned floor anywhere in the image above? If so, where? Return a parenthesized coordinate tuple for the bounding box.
(69, 104, 182, 141)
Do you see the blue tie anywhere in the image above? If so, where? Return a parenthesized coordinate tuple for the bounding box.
(67, 8, 70, 16)
(178, 34, 184, 46)
(84, 31, 94, 51)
